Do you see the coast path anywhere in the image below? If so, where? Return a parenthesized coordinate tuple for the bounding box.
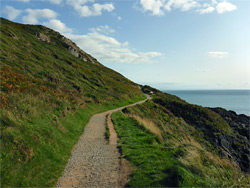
(56, 94, 151, 188)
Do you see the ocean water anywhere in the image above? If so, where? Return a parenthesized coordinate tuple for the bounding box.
(164, 90, 250, 116)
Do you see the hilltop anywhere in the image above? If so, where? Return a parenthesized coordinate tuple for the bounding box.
(0, 18, 249, 187)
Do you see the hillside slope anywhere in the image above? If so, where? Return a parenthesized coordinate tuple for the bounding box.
(0, 18, 145, 187)
(112, 86, 250, 187)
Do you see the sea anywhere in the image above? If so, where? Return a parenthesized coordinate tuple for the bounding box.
(164, 90, 250, 116)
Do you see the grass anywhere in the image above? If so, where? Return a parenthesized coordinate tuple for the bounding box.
(112, 111, 170, 187)
(105, 114, 110, 142)
(153, 92, 233, 135)
(127, 114, 163, 142)
(112, 98, 250, 187)
(0, 95, 146, 187)
(112, 111, 232, 187)
(0, 94, 145, 187)
(0, 18, 146, 187)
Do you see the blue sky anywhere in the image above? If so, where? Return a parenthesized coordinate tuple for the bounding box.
(1, 0, 249, 90)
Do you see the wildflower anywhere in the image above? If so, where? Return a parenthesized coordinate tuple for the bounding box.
(18, 158, 21, 162)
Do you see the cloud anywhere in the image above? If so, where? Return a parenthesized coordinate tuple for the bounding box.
(43, 19, 73, 33)
(139, 0, 237, 15)
(140, 0, 164, 16)
(216, 2, 237, 14)
(165, 0, 199, 12)
(63, 26, 162, 64)
(89, 25, 115, 35)
(2, 6, 22, 20)
(211, 0, 217, 5)
(66, 0, 115, 17)
(48, 0, 63, 5)
(198, 5, 215, 14)
(22, 8, 57, 24)
(206, 51, 229, 58)
(16, 0, 30, 2)
(140, 0, 200, 15)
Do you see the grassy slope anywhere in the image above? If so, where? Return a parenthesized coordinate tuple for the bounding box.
(112, 88, 250, 187)
(0, 18, 145, 187)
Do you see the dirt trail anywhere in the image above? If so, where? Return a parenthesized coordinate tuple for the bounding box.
(56, 95, 151, 188)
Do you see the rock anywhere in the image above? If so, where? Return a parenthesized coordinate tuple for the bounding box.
(8, 31, 18, 40)
(220, 136, 230, 149)
(37, 33, 50, 43)
(61, 36, 98, 65)
(210, 107, 250, 172)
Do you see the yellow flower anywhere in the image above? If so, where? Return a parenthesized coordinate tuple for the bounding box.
(18, 158, 21, 162)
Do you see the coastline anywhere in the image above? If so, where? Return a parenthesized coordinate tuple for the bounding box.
(163, 89, 250, 116)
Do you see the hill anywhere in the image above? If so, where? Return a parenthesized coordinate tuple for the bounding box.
(112, 86, 249, 187)
(0, 18, 145, 187)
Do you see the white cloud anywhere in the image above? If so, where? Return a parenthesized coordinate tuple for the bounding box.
(140, 0, 200, 15)
(139, 0, 237, 15)
(117, 16, 122, 21)
(206, 51, 229, 58)
(48, 0, 63, 5)
(3, 6, 22, 20)
(89, 25, 115, 35)
(43, 19, 73, 33)
(198, 6, 215, 14)
(140, 0, 164, 16)
(16, 0, 30, 2)
(66, 0, 115, 17)
(165, 0, 199, 12)
(216, 2, 237, 14)
(64, 28, 162, 64)
(211, 0, 217, 5)
(22, 8, 57, 24)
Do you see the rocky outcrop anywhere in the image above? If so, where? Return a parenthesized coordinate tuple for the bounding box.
(61, 36, 98, 65)
(35, 25, 98, 65)
(8, 31, 18, 40)
(210, 107, 250, 173)
(37, 33, 50, 43)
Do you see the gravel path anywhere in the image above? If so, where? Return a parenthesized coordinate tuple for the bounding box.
(56, 95, 151, 188)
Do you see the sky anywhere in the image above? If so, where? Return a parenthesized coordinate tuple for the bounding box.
(1, 0, 250, 90)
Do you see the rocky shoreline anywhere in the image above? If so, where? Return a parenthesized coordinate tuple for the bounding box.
(209, 107, 250, 173)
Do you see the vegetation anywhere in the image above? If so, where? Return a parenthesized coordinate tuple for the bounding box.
(112, 89, 250, 187)
(0, 18, 145, 187)
(105, 114, 110, 142)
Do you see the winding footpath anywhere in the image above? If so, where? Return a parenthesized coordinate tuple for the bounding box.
(56, 95, 151, 188)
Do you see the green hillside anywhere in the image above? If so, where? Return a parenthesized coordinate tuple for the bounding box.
(112, 86, 250, 187)
(0, 18, 145, 187)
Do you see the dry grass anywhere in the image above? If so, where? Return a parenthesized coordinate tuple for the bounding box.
(128, 114, 164, 142)
(176, 136, 249, 187)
